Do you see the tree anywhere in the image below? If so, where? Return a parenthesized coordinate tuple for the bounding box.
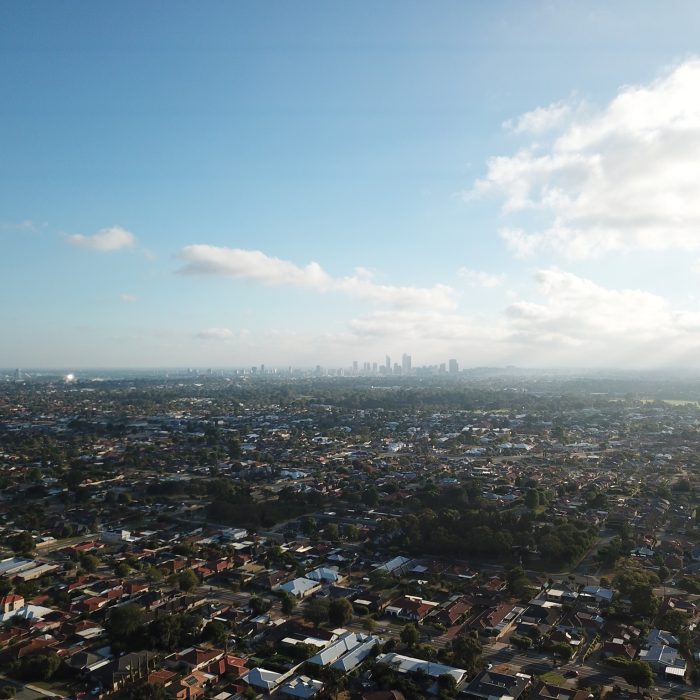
(145, 565, 163, 582)
(280, 591, 297, 615)
(438, 673, 457, 699)
(107, 603, 146, 651)
(658, 609, 689, 635)
(451, 632, 482, 676)
(328, 597, 353, 627)
(525, 489, 540, 510)
(115, 561, 131, 577)
(250, 596, 271, 615)
(80, 554, 100, 573)
(177, 569, 199, 592)
(400, 623, 420, 649)
(507, 566, 532, 600)
(552, 642, 574, 661)
(9, 653, 61, 682)
(9, 531, 34, 555)
(300, 516, 316, 537)
(363, 487, 380, 508)
(148, 613, 201, 651)
(304, 597, 330, 628)
(344, 524, 360, 541)
(202, 620, 228, 647)
(622, 660, 654, 692)
(129, 683, 166, 700)
(629, 583, 659, 618)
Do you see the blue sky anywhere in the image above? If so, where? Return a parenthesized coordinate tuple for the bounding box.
(3, 1, 700, 369)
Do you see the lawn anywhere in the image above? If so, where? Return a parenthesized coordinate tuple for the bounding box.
(538, 672, 567, 685)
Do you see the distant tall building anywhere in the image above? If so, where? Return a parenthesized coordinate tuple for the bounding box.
(449, 359, 459, 374)
(385, 355, 391, 371)
(352, 360, 358, 374)
(402, 353, 411, 375)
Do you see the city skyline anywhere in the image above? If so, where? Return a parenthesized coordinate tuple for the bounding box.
(3, 3, 700, 369)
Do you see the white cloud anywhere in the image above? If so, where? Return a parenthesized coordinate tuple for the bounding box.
(177, 245, 457, 310)
(458, 267, 506, 288)
(65, 226, 136, 252)
(195, 327, 235, 340)
(339, 269, 700, 368)
(0, 219, 42, 233)
(502, 269, 700, 365)
(471, 59, 700, 258)
(503, 100, 573, 134)
(120, 293, 138, 303)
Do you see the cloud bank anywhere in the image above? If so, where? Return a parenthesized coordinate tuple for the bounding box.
(177, 244, 457, 310)
(470, 59, 700, 258)
(340, 269, 700, 368)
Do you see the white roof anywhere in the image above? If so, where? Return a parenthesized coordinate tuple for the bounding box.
(330, 638, 379, 672)
(377, 653, 467, 684)
(243, 668, 284, 690)
(306, 566, 340, 582)
(278, 577, 320, 597)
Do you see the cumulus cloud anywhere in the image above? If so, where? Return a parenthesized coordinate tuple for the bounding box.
(458, 267, 506, 288)
(470, 59, 700, 258)
(195, 327, 235, 340)
(503, 100, 573, 134)
(340, 269, 700, 368)
(502, 269, 700, 366)
(177, 245, 457, 310)
(65, 226, 136, 252)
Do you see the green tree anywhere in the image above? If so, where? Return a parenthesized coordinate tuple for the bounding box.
(451, 632, 482, 676)
(622, 660, 655, 692)
(437, 674, 457, 699)
(300, 516, 316, 536)
(280, 591, 297, 615)
(328, 597, 353, 627)
(304, 597, 330, 628)
(115, 561, 131, 577)
(177, 569, 199, 592)
(524, 489, 540, 510)
(107, 603, 146, 651)
(80, 554, 100, 573)
(202, 620, 228, 647)
(9, 531, 34, 555)
(400, 623, 420, 649)
(142, 566, 162, 583)
(552, 642, 574, 661)
(250, 596, 271, 615)
(629, 583, 659, 618)
(658, 609, 689, 635)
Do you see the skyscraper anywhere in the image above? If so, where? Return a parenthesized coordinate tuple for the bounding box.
(449, 359, 459, 374)
(402, 353, 411, 375)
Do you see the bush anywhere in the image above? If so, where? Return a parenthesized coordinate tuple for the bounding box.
(605, 655, 632, 669)
(511, 635, 533, 649)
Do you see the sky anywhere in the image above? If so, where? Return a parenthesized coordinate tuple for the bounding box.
(3, 1, 700, 370)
